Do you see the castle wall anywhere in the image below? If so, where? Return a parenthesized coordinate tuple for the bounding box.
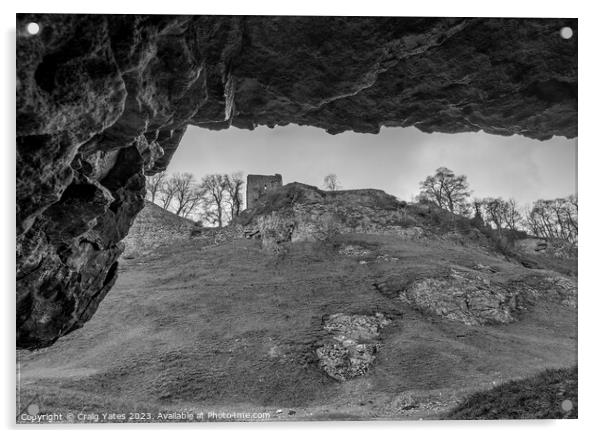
(246, 174, 283, 209)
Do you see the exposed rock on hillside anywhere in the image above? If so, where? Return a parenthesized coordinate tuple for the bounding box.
(316, 313, 391, 381)
(239, 183, 423, 251)
(121, 201, 194, 259)
(16, 14, 577, 348)
(515, 275, 577, 308)
(515, 238, 549, 254)
(373, 268, 577, 325)
(515, 238, 577, 260)
(338, 244, 372, 258)
(399, 274, 524, 325)
(190, 223, 244, 247)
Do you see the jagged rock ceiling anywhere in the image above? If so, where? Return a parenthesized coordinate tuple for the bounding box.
(16, 14, 577, 349)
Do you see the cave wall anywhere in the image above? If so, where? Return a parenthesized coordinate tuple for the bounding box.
(16, 14, 577, 349)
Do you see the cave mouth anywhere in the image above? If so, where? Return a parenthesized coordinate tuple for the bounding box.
(16, 14, 577, 350)
(15, 14, 579, 423)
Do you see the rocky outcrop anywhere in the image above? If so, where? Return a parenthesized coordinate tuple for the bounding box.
(515, 238, 549, 254)
(121, 201, 195, 259)
(338, 244, 372, 258)
(399, 275, 523, 325)
(373, 269, 577, 325)
(240, 183, 425, 251)
(316, 313, 391, 381)
(190, 223, 244, 247)
(515, 238, 578, 259)
(16, 15, 577, 348)
(513, 275, 577, 308)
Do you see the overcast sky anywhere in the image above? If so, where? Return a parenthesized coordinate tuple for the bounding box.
(168, 125, 577, 206)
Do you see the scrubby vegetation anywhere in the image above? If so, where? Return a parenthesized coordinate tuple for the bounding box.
(446, 367, 577, 419)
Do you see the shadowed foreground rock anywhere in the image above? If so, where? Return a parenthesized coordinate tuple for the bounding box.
(16, 14, 577, 348)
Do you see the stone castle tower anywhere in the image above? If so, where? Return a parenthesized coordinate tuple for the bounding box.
(246, 174, 283, 209)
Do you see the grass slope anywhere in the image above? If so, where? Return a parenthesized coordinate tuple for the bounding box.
(17, 232, 577, 422)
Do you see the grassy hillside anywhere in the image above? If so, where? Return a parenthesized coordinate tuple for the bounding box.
(17, 227, 577, 422)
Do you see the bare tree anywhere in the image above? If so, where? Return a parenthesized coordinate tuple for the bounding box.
(225, 172, 245, 218)
(179, 187, 205, 219)
(169, 173, 204, 218)
(501, 198, 521, 232)
(159, 176, 178, 210)
(481, 198, 522, 233)
(323, 174, 342, 191)
(145, 171, 166, 204)
(200, 174, 229, 227)
(525, 196, 578, 245)
(419, 167, 471, 215)
(482, 197, 505, 234)
(156, 173, 204, 218)
(471, 199, 485, 228)
(565, 194, 579, 238)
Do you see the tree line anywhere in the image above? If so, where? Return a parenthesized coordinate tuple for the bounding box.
(146, 171, 344, 226)
(145, 167, 577, 246)
(145, 171, 244, 227)
(418, 167, 577, 245)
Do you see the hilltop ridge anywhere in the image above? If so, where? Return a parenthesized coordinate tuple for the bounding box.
(234, 183, 576, 277)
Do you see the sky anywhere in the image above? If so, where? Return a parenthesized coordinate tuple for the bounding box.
(167, 125, 577, 206)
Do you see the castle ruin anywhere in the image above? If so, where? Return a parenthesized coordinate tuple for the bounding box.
(246, 174, 283, 209)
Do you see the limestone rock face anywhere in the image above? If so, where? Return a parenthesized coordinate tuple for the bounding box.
(517, 275, 577, 308)
(400, 275, 522, 325)
(373, 268, 577, 325)
(316, 313, 391, 381)
(240, 182, 424, 251)
(121, 201, 195, 259)
(16, 14, 577, 348)
(190, 223, 244, 247)
(515, 237, 578, 259)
